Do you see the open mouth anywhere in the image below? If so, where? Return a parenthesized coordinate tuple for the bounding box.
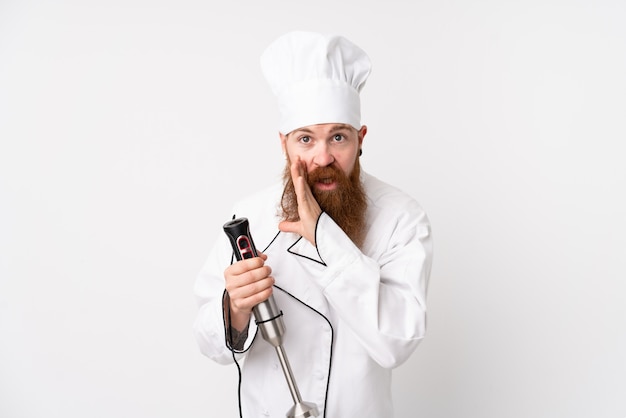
(308, 166, 342, 191)
(315, 178, 337, 190)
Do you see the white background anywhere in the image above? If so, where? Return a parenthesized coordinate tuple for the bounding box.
(1, 1, 625, 417)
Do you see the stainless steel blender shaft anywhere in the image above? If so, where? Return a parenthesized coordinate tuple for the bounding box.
(224, 218, 319, 418)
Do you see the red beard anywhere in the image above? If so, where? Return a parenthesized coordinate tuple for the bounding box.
(280, 157, 367, 248)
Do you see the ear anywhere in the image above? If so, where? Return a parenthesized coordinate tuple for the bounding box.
(358, 125, 367, 147)
(279, 132, 287, 154)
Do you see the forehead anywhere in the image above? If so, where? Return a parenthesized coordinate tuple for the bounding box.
(288, 123, 356, 137)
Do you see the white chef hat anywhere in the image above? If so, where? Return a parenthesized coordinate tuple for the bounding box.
(260, 31, 371, 135)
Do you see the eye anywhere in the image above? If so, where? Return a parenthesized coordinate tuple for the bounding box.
(299, 136, 311, 144)
(332, 134, 344, 142)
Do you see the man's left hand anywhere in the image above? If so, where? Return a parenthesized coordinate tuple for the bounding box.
(278, 156, 322, 246)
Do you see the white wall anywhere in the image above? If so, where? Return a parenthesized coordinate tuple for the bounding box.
(1, 1, 625, 417)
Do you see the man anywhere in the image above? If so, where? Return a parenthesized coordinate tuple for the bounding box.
(194, 31, 433, 417)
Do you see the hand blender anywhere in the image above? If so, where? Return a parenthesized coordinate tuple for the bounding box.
(224, 217, 319, 418)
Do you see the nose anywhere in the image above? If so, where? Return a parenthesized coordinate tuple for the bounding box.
(312, 143, 335, 167)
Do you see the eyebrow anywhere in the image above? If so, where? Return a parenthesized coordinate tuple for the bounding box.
(291, 127, 315, 135)
(328, 124, 354, 133)
(290, 124, 354, 136)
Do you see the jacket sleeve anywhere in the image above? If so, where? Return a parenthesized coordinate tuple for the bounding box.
(192, 228, 257, 364)
(313, 202, 433, 369)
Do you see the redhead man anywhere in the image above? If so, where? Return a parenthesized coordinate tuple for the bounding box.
(194, 31, 433, 418)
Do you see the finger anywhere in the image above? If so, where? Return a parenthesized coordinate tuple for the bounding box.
(230, 273, 274, 297)
(289, 156, 303, 184)
(235, 265, 272, 287)
(294, 176, 319, 220)
(291, 160, 314, 206)
(225, 256, 265, 276)
(278, 220, 299, 235)
(224, 266, 272, 296)
(230, 284, 274, 313)
(227, 276, 274, 310)
(297, 156, 307, 179)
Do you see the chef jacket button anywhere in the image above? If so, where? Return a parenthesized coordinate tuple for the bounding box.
(262, 409, 270, 416)
(273, 363, 279, 370)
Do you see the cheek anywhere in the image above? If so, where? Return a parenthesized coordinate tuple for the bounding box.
(285, 150, 313, 171)
(285, 148, 298, 163)
(289, 148, 313, 164)
(336, 151, 358, 174)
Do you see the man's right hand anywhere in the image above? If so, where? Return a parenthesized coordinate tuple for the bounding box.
(224, 253, 274, 331)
